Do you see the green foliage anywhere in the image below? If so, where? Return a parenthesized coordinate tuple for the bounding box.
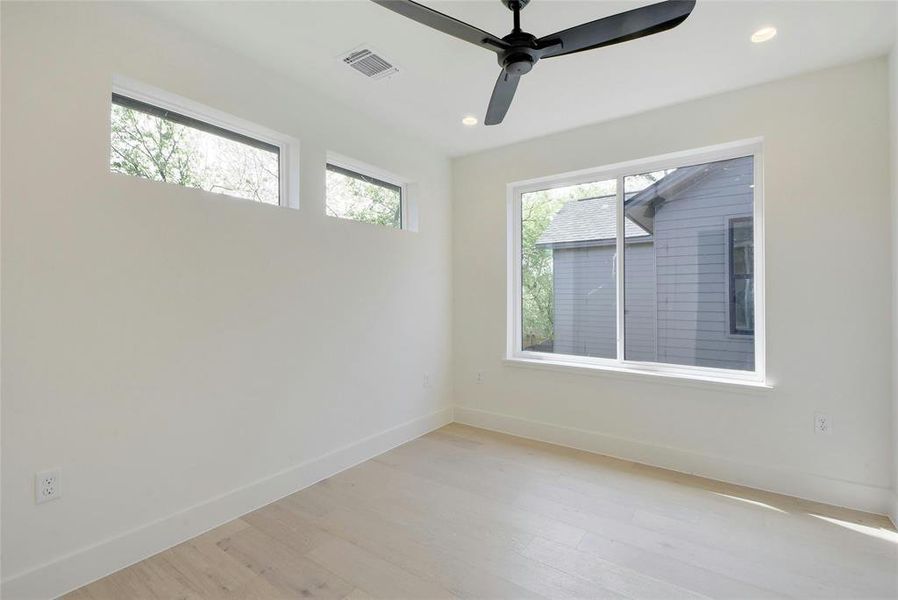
(520, 173, 671, 349)
(521, 181, 615, 348)
(326, 170, 401, 228)
(109, 105, 279, 204)
(110, 105, 198, 187)
(521, 195, 562, 346)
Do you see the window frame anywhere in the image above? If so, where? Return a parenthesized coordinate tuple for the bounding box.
(727, 216, 755, 337)
(506, 138, 767, 386)
(325, 152, 409, 229)
(110, 75, 300, 209)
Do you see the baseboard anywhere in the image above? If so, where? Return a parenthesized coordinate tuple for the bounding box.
(454, 406, 893, 517)
(1, 406, 454, 600)
(890, 493, 898, 529)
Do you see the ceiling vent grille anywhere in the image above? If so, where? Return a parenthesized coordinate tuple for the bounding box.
(341, 47, 399, 81)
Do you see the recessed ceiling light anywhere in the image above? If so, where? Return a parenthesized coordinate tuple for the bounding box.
(462, 115, 478, 126)
(751, 26, 777, 43)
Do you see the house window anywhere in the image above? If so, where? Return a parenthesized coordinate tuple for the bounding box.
(728, 217, 754, 335)
(509, 140, 764, 384)
(521, 178, 618, 357)
(326, 161, 403, 229)
(110, 87, 288, 206)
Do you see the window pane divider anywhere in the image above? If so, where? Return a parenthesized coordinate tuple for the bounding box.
(615, 175, 625, 364)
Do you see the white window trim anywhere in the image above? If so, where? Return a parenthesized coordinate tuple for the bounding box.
(325, 151, 412, 230)
(506, 138, 768, 387)
(110, 75, 301, 209)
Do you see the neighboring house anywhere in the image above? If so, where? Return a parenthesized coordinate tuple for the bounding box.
(535, 157, 755, 371)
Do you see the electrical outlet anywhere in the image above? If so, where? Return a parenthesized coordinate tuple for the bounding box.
(35, 469, 61, 504)
(814, 413, 832, 435)
(476, 371, 485, 384)
(423, 373, 431, 389)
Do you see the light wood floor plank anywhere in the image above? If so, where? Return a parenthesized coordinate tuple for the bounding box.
(215, 525, 354, 599)
(65, 424, 898, 600)
(305, 537, 458, 600)
(302, 493, 545, 600)
(286, 474, 614, 599)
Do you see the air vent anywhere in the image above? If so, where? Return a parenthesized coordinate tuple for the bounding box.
(340, 47, 399, 81)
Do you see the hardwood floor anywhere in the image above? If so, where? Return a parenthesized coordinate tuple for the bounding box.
(65, 424, 898, 599)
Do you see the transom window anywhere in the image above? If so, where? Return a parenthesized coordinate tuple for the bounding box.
(109, 81, 295, 207)
(509, 140, 764, 384)
(326, 160, 404, 229)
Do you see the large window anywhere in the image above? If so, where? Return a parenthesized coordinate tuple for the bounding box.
(109, 84, 292, 206)
(510, 141, 764, 383)
(326, 161, 404, 229)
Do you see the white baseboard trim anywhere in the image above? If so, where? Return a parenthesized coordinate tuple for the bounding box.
(454, 406, 893, 517)
(890, 493, 898, 529)
(2, 406, 454, 600)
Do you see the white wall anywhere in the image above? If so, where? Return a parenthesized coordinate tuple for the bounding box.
(1, 2, 453, 597)
(890, 5, 898, 526)
(453, 58, 894, 515)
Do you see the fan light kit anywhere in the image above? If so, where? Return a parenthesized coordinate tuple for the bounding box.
(372, 0, 696, 125)
(462, 115, 479, 126)
(751, 26, 777, 43)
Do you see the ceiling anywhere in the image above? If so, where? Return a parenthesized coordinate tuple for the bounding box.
(139, 1, 896, 156)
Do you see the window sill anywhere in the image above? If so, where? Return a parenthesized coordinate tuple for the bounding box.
(503, 357, 773, 392)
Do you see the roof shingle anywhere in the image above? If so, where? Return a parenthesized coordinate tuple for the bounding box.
(535, 195, 650, 247)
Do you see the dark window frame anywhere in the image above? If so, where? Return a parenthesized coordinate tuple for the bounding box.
(728, 216, 755, 336)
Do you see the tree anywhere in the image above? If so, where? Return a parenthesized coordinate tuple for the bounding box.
(521, 181, 615, 348)
(110, 105, 198, 186)
(110, 105, 279, 204)
(521, 194, 562, 346)
(325, 170, 401, 228)
(519, 171, 674, 349)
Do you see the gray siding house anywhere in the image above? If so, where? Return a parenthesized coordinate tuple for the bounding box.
(535, 156, 755, 371)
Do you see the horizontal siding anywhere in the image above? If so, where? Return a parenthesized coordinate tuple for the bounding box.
(552, 246, 616, 358)
(545, 157, 755, 372)
(653, 156, 754, 371)
(624, 243, 656, 361)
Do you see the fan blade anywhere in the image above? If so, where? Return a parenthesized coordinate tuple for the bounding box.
(371, 0, 509, 52)
(536, 0, 695, 58)
(485, 71, 520, 126)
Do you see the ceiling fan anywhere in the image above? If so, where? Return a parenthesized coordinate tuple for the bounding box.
(371, 0, 696, 125)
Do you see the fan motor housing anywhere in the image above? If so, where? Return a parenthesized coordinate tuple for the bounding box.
(498, 30, 540, 76)
(503, 53, 534, 75)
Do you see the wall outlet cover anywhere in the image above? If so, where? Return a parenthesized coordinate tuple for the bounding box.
(814, 413, 832, 434)
(35, 469, 61, 504)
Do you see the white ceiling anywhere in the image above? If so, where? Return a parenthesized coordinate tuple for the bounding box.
(139, 1, 896, 156)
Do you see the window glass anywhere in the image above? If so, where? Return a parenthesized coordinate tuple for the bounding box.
(622, 170, 672, 363)
(521, 179, 617, 358)
(326, 164, 402, 228)
(110, 94, 279, 204)
(623, 156, 755, 370)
